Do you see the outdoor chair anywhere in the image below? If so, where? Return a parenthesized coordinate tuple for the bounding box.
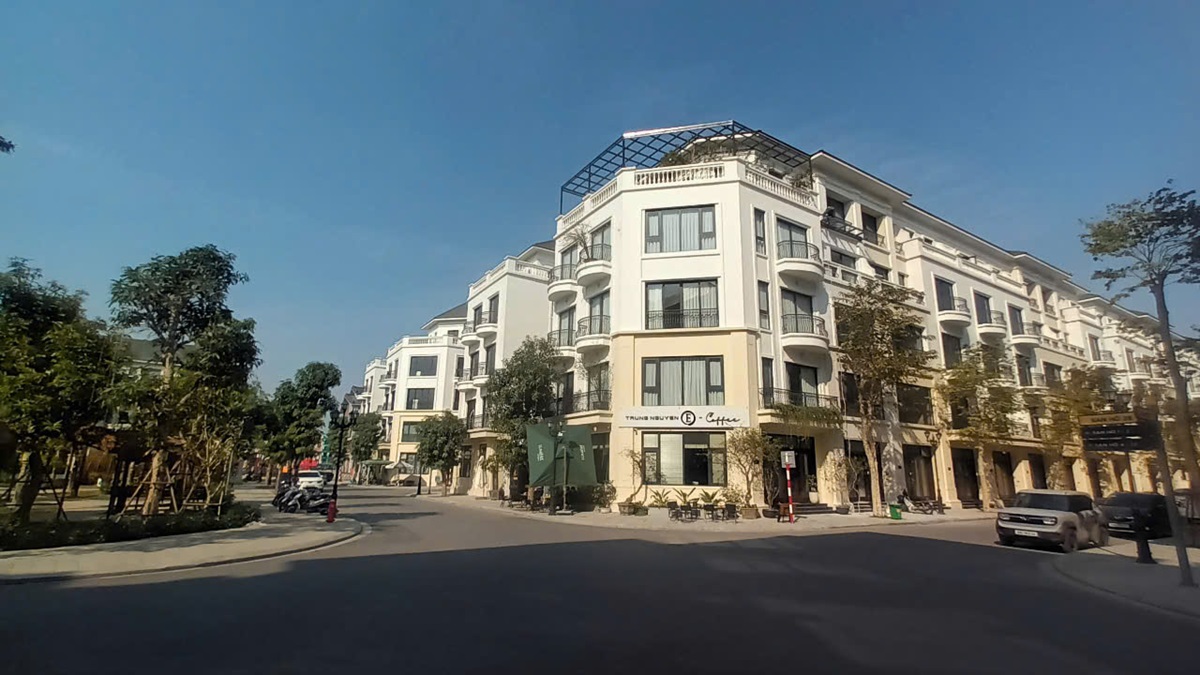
(703, 503, 717, 521)
(667, 501, 682, 521)
(722, 504, 738, 521)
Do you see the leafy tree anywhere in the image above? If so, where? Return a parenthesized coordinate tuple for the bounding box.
(835, 279, 935, 516)
(937, 343, 1022, 508)
(415, 412, 467, 496)
(1081, 182, 1200, 488)
(264, 362, 341, 475)
(0, 135, 13, 154)
(0, 260, 123, 522)
(1028, 366, 1114, 489)
(725, 428, 778, 507)
(348, 411, 385, 463)
(110, 245, 248, 513)
(483, 336, 561, 480)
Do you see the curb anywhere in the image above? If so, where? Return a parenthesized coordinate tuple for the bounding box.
(430, 496, 994, 533)
(0, 518, 365, 586)
(1047, 553, 1200, 623)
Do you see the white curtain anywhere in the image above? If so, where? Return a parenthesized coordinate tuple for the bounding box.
(646, 214, 661, 253)
(643, 361, 658, 405)
(659, 434, 684, 485)
(662, 210, 682, 253)
(699, 207, 716, 249)
(647, 285, 663, 328)
(700, 281, 718, 325)
(679, 209, 700, 252)
(683, 359, 706, 405)
(682, 283, 700, 326)
(661, 360, 683, 405)
(708, 360, 724, 404)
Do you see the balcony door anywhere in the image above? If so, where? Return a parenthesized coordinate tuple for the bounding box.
(487, 294, 500, 322)
(935, 278, 955, 311)
(589, 291, 610, 319)
(785, 362, 819, 406)
(781, 290, 814, 334)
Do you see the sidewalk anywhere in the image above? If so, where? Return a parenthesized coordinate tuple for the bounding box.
(1051, 538, 1200, 619)
(431, 494, 992, 533)
(0, 490, 362, 584)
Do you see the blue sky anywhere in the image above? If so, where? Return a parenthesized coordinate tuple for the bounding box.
(3, 1, 1198, 392)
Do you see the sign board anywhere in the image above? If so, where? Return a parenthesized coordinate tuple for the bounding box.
(1079, 412, 1138, 426)
(617, 406, 749, 429)
(781, 450, 796, 469)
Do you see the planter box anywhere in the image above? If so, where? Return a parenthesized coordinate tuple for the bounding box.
(488, 489, 500, 500)
(618, 503, 638, 516)
(762, 508, 778, 519)
(740, 506, 761, 520)
(635, 506, 649, 516)
(835, 505, 851, 515)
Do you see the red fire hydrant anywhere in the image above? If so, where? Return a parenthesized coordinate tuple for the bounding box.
(326, 500, 338, 523)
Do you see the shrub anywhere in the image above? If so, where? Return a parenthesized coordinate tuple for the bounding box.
(0, 503, 261, 551)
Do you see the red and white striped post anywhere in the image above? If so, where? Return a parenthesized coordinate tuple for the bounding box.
(781, 450, 796, 524)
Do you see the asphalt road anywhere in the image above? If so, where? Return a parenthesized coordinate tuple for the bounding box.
(1, 487, 1194, 675)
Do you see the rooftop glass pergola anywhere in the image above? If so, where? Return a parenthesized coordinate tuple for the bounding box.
(559, 120, 812, 212)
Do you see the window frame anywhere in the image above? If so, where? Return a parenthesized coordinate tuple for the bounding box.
(644, 279, 719, 329)
(408, 355, 438, 377)
(753, 209, 767, 255)
(405, 388, 435, 411)
(641, 431, 727, 486)
(641, 357, 725, 406)
(644, 205, 717, 254)
(757, 281, 770, 330)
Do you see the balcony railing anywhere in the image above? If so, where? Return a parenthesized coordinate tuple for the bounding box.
(937, 296, 969, 313)
(979, 311, 1006, 327)
(645, 308, 719, 330)
(777, 241, 821, 261)
(470, 363, 491, 378)
(468, 311, 498, 331)
(583, 243, 612, 262)
(1092, 350, 1115, 364)
(760, 389, 839, 409)
(465, 412, 490, 430)
(548, 328, 575, 347)
(577, 315, 611, 336)
(781, 314, 827, 337)
(549, 264, 577, 282)
(821, 213, 862, 239)
(559, 389, 612, 415)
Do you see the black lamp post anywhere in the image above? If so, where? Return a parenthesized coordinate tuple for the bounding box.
(327, 403, 357, 523)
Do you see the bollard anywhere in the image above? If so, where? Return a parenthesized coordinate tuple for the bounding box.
(1133, 509, 1155, 565)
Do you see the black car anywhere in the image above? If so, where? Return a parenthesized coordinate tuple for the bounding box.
(1097, 493, 1172, 539)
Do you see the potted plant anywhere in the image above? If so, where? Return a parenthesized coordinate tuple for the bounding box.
(617, 447, 649, 516)
(726, 428, 779, 520)
(595, 482, 616, 514)
(618, 501, 638, 516)
(806, 474, 820, 505)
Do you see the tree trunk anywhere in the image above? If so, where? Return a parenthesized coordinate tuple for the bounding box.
(14, 450, 44, 525)
(975, 447, 995, 509)
(1150, 283, 1200, 490)
(141, 449, 165, 515)
(860, 402, 885, 516)
(442, 468, 450, 497)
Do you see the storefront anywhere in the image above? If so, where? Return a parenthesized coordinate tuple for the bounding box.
(617, 406, 748, 490)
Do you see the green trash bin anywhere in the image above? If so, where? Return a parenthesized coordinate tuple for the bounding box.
(889, 504, 902, 520)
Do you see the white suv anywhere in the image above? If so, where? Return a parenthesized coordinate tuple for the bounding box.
(996, 489, 1108, 553)
(295, 470, 326, 490)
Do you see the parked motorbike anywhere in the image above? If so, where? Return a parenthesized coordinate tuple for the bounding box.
(272, 485, 297, 510)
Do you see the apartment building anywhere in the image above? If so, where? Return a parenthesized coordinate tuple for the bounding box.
(457, 241, 555, 496)
(550, 121, 1195, 509)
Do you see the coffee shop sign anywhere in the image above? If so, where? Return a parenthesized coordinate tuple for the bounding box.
(617, 406, 749, 429)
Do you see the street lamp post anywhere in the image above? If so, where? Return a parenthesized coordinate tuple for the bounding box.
(327, 403, 357, 523)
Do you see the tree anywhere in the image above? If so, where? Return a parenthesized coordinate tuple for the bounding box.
(264, 362, 342, 475)
(1029, 366, 1114, 490)
(0, 260, 123, 522)
(348, 412, 385, 463)
(110, 245, 248, 513)
(936, 343, 1022, 508)
(1081, 182, 1200, 489)
(725, 428, 778, 507)
(415, 412, 467, 496)
(0, 135, 13, 154)
(483, 336, 561, 482)
(835, 279, 936, 516)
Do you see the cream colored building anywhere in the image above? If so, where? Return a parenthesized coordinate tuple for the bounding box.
(548, 121, 1197, 510)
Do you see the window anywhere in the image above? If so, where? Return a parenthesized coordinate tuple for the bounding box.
(1088, 335, 1101, 360)
(942, 333, 963, 367)
(973, 293, 992, 323)
(829, 249, 856, 268)
(401, 422, 423, 443)
(902, 445, 936, 500)
(776, 219, 810, 258)
(405, 388, 434, 410)
(487, 294, 500, 322)
(452, 389, 460, 411)
(840, 371, 861, 414)
(588, 291, 610, 320)
(472, 305, 483, 326)
(870, 263, 890, 281)
(897, 384, 932, 425)
(448, 329, 459, 339)
(459, 450, 472, 478)
(409, 355, 438, 377)
(754, 209, 766, 255)
(592, 433, 610, 483)
(1016, 355, 1032, 386)
(758, 282, 770, 330)
(642, 432, 726, 486)
(484, 344, 496, 374)
(642, 357, 724, 405)
(826, 196, 846, 219)
(589, 223, 611, 248)
(469, 351, 480, 375)
(935, 278, 957, 312)
(398, 453, 417, 473)
(1125, 349, 1136, 371)
(780, 290, 815, 333)
(861, 211, 881, 245)
(645, 206, 716, 253)
(1044, 362, 1063, 386)
(897, 272, 909, 288)
(645, 280, 718, 329)
(1008, 306, 1025, 334)
(761, 357, 774, 390)
(785, 362, 820, 405)
(455, 356, 464, 378)
(1028, 407, 1042, 438)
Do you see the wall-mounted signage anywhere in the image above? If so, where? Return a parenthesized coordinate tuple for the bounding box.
(617, 406, 750, 429)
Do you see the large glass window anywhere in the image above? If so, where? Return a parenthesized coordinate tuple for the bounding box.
(643, 432, 726, 486)
(645, 206, 716, 253)
(829, 249, 856, 268)
(902, 445, 936, 500)
(645, 280, 718, 329)
(861, 211, 881, 245)
(934, 278, 956, 311)
(974, 293, 992, 323)
(405, 388, 434, 410)
(401, 422, 423, 443)
(642, 357, 724, 406)
(780, 290, 814, 334)
(484, 344, 496, 374)
(776, 219, 809, 258)
(897, 384, 932, 425)
(409, 355, 438, 377)
(758, 282, 770, 330)
(942, 333, 963, 367)
(754, 209, 766, 255)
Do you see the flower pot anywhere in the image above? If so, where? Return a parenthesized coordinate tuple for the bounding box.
(740, 506, 761, 520)
(762, 508, 778, 519)
(835, 505, 851, 515)
(635, 506, 649, 516)
(808, 491, 820, 504)
(488, 489, 500, 500)
(618, 502, 637, 516)
(598, 506, 611, 514)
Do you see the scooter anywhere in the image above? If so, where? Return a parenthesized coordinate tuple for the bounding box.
(272, 484, 297, 510)
(282, 486, 327, 514)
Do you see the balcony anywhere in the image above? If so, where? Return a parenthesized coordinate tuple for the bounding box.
(471, 363, 492, 386)
(821, 213, 862, 239)
(760, 389, 839, 410)
(559, 389, 612, 415)
(1020, 372, 1047, 390)
(1128, 368, 1151, 382)
(1009, 325, 1039, 347)
(776, 241, 823, 282)
(465, 412, 490, 431)
(470, 311, 498, 339)
(548, 264, 579, 301)
(780, 314, 830, 355)
(460, 325, 482, 347)
(547, 328, 575, 359)
(645, 308, 719, 330)
(381, 370, 397, 384)
(977, 311, 1007, 340)
(575, 315, 611, 353)
(936, 296, 971, 326)
(1091, 350, 1116, 367)
(575, 244, 612, 286)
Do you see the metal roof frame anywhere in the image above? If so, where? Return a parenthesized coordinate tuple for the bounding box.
(560, 120, 812, 212)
